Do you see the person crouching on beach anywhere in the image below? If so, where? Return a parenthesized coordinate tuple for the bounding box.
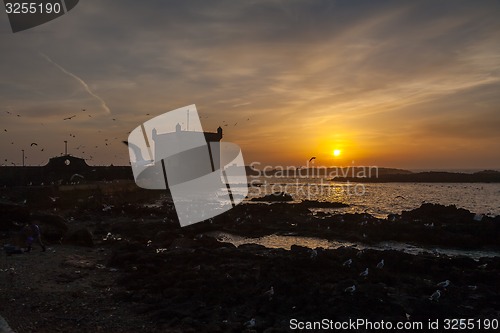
(22, 221, 46, 253)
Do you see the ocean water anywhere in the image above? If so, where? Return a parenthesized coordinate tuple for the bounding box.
(244, 179, 500, 217)
(211, 232, 500, 260)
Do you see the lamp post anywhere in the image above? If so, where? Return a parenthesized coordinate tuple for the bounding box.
(21, 149, 24, 167)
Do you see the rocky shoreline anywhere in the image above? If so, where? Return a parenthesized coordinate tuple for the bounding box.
(1, 196, 499, 332)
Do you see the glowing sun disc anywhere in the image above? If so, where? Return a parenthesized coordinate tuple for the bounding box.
(333, 149, 341, 157)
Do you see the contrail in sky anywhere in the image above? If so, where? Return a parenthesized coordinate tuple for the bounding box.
(40, 52, 111, 114)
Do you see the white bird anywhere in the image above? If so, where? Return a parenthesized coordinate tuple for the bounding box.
(359, 268, 369, 277)
(310, 249, 318, 259)
(356, 250, 364, 258)
(342, 259, 352, 267)
(429, 290, 441, 301)
(344, 285, 356, 293)
(264, 286, 274, 298)
(70, 173, 85, 182)
(467, 285, 478, 291)
(244, 318, 256, 328)
(437, 280, 450, 289)
(49, 196, 59, 202)
(376, 259, 384, 269)
(102, 204, 113, 212)
(478, 263, 488, 269)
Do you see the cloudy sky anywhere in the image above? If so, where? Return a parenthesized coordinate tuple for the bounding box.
(1, 0, 499, 169)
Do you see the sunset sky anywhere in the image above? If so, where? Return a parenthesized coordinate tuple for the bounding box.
(1, 0, 500, 170)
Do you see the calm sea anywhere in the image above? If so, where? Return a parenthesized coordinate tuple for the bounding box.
(244, 179, 500, 218)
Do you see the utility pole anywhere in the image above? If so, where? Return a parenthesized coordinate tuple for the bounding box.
(64, 140, 68, 155)
(21, 149, 25, 167)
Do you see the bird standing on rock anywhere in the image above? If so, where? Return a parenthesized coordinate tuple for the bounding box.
(264, 286, 274, 301)
(344, 285, 356, 293)
(360, 268, 369, 277)
(429, 290, 441, 301)
(437, 280, 450, 289)
(376, 259, 384, 269)
(244, 318, 256, 328)
(343, 259, 352, 267)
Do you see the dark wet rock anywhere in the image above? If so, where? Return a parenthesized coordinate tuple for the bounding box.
(195, 235, 236, 249)
(300, 200, 349, 208)
(0, 201, 30, 232)
(401, 203, 474, 223)
(107, 240, 500, 331)
(251, 192, 293, 202)
(31, 213, 68, 244)
(65, 228, 94, 247)
(169, 237, 197, 250)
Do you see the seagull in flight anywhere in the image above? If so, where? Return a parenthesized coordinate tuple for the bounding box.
(63, 115, 76, 120)
(309, 156, 316, 162)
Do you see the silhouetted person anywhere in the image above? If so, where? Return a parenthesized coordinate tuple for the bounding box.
(22, 221, 46, 253)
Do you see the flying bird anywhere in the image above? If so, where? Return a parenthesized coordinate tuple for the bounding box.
(309, 157, 316, 162)
(63, 115, 76, 120)
(70, 174, 85, 182)
(3, 129, 6, 132)
(123, 141, 149, 164)
(30, 142, 38, 146)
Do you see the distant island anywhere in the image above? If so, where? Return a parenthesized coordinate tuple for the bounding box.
(241, 166, 500, 183)
(331, 168, 500, 183)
